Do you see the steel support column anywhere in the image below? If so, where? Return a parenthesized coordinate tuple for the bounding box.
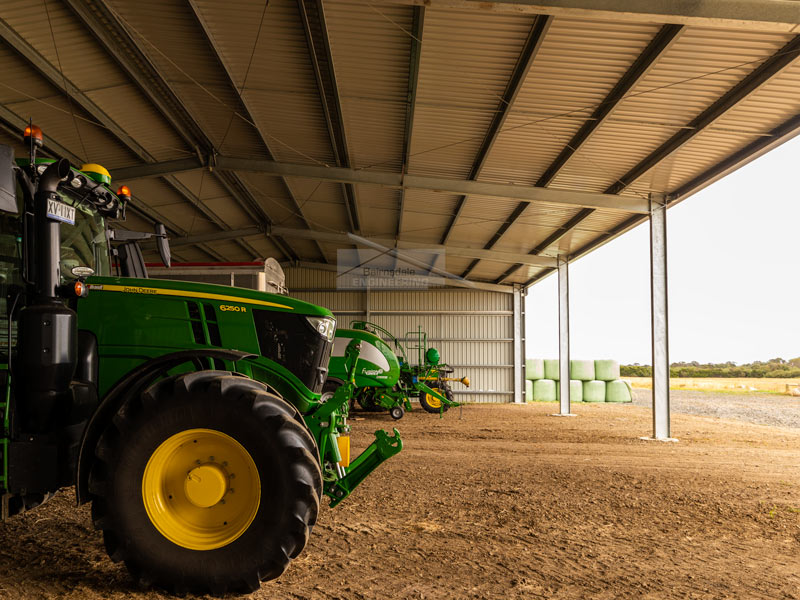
(650, 194, 671, 439)
(557, 258, 572, 415)
(513, 285, 523, 403)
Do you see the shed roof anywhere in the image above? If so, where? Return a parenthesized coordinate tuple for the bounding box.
(1, 0, 799, 290)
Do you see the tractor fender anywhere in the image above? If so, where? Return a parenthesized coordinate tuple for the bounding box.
(75, 349, 255, 505)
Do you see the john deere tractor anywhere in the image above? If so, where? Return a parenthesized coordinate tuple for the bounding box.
(323, 321, 469, 419)
(0, 126, 402, 594)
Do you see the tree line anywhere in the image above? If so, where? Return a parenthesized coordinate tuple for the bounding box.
(621, 357, 800, 378)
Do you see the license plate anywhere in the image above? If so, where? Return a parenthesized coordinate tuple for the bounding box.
(46, 198, 76, 225)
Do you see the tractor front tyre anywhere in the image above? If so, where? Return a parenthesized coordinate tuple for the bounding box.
(419, 387, 452, 414)
(88, 371, 322, 595)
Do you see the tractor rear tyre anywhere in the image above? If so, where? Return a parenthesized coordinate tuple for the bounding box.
(89, 371, 322, 595)
(419, 387, 452, 414)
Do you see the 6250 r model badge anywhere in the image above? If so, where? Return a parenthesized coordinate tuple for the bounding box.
(46, 198, 76, 225)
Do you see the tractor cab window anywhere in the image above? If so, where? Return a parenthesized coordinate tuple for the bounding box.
(58, 189, 111, 280)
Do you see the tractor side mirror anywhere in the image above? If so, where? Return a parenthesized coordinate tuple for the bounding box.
(155, 223, 171, 268)
(0, 144, 17, 213)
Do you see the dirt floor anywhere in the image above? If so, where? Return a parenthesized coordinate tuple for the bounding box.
(1, 402, 799, 599)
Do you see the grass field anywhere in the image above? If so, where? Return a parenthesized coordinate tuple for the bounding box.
(623, 376, 800, 395)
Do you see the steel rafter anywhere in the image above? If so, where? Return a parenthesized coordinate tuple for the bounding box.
(441, 15, 551, 252)
(113, 156, 650, 212)
(492, 24, 683, 283)
(77, 5, 276, 261)
(397, 5, 425, 238)
(164, 225, 558, 268)
(606, 33, 800, 196)
(71, 0, 295, 262)
(524, 109, 800, 287)
(0, 13, 239, 261)
(297, 0, 361, 233)
(185, 0, 325, 262)
(516, 33, 800, 286)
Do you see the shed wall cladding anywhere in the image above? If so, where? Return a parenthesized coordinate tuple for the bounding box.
(286, 267, 515, 403)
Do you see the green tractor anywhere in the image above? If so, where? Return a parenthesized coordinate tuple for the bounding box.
(323, 321, 469, 419)
(0, 126, 402, 594)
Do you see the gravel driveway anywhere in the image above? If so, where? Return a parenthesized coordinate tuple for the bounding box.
(631, 388, 800, 428)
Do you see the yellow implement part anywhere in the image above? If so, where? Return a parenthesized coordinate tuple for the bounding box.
(337, 435, 351, 467)
(425, 388, 444, 409)
(142, 428, 260, 551)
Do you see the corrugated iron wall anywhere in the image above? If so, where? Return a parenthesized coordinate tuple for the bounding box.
(285, 266, 523, 403)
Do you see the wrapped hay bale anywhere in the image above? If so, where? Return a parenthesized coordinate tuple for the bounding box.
(570, 360, 595, 381)
(556, 380, 584, 402)
(605, 380, 632, 402)
(594, 359, 620, 381)
(583, 380, 606, 403)
(525, 379, 533, 402)
(544, 359, 560, 381)
(533, 379, 557, 402)
(525, 358, 545, 381)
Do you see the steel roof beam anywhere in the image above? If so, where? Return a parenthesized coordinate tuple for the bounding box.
(0, 16, 241, 261)
(113, 156, 650, 213)
(397, 5, 425, 238)
(488, 24, 682, 282)
(521, 108, 800, 287)
(606, 33, 800, 195)
(385, 0, 800, 31)
(672, 111, 800, 201)
(297, 0, 361, 233)
(165, 225, 558, 268)
(442, 15, 551, 247)
(184, 0, 326, 263)
(75, 0, 296, 262)
(503, 27, 800, 286)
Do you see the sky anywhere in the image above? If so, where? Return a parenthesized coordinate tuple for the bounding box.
(525, 134, 800, 365)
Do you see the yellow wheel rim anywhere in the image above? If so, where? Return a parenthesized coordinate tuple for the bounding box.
(142, 428, 260, 551)
(425, 388, 443, 409)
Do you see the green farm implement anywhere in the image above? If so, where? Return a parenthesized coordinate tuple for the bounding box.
(324, 321, 469, 419)
(0, 125, 401, 594)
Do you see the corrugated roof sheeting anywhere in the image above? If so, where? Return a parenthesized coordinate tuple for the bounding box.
(637, 56, 800, 195)
(480, 18, 661, 185)
(235, 172, 314, 230)
(1, 0, 190, 163)
(399, 188, 460, 241)
(464, 260, 512, 282)
(446, 196, 525, 247)
(550, 26, 796, 196)
(171, 170, 255, 230)
(106, 0, 268, 158)
(281, 178, 350, 233)
(1, 3, 799, 283)
(238, 233, 284, 260)
(491, 202, 581, 254)
(2, 0, 127, 87)
(326, 1, 410, 173)
(192, 0, 337, 165)
(408, 10, 535, 179)
(351, 184, 400, 237)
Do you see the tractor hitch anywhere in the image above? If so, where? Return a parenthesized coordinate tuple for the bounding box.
(324, 428, 403, 507)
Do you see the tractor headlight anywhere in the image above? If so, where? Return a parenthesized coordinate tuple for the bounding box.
(306, 316, 336, 342)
